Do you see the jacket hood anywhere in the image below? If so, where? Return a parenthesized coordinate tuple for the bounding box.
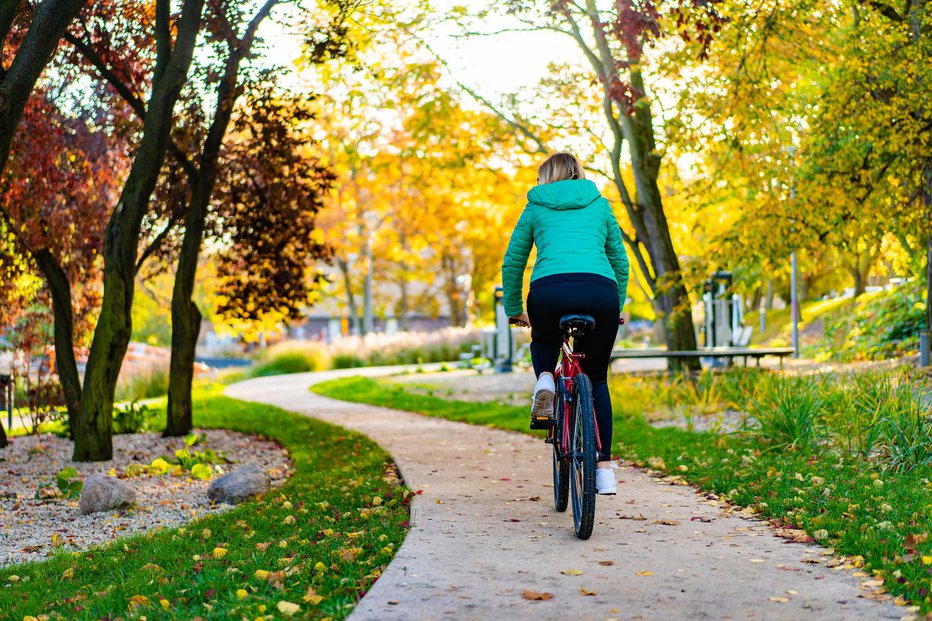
(527, 179, 602, 210)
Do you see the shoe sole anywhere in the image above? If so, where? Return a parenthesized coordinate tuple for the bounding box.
(597, 490, 617, 495)
(531, 389, 554, 421)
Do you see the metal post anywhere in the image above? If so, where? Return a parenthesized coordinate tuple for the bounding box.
(493, 286, 512, 373)
(760, 298, 766, 336)
(791, 251, 799, 358)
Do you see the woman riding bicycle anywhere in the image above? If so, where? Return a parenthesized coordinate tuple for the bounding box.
(501, 152, 628, 495)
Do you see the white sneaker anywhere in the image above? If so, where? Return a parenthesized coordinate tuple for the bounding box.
(530, 372, 555, 428)
(596, 467, 617, 495)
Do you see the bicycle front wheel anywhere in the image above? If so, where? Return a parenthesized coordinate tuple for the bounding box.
(570, 373, 597, 539)
(552, 386, 569, 512)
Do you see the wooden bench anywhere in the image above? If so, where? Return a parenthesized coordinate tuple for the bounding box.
(610, 347, 796, 368)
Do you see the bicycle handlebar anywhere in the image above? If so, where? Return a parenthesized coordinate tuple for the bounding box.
(508, 317, 625, 326)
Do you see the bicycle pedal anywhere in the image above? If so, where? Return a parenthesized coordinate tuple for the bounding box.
(530, 416, 552, 430)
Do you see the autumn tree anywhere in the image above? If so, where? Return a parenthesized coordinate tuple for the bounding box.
(57, 0, 206, 460)
(0, 93, 124, 431)
(449, 0, 727, 364)
(0, 0, 89, 178)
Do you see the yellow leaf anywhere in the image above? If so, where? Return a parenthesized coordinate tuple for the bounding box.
(284, 515, 296, 525)
(254, 570, 270, 580)
(302, 587, 323, 605)
(579, 587, 597, 596)
(561, 569, 583, 576)
(276, 600, 300, 616)
(323, 528, 333, 536)
(128, 595, 150, 610)
(314, 562, 327, 572)
(62, 567, 74, 579)
(922, 556, 932, 565)
(522, 590, 554, 601)
(769, 597, 790, 603)
(636, 571, 654, 577)
(213, 547, 228, 559)
(236, 589, 248, 600)
(159, 597, 170, 610)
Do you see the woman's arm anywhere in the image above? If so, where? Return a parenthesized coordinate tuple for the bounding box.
(501, 206, 534, 317)
(604, 203, 629, 310)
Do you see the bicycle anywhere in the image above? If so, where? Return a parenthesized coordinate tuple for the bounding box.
(511, 313, 620, 539)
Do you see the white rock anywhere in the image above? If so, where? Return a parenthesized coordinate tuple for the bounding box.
(79, 474, 136, 515)
(207, 463, 270, 504)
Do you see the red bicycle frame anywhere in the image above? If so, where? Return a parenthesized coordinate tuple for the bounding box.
(551, 337, 602, 458)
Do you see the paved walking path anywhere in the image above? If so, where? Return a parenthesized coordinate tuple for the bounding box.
(226, 368, 906, 621)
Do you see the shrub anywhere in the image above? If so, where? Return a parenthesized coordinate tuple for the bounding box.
(252, 342, 330, 377)
(112, 401, 151, 434)
(747, 374, 824, 450)
(115, 365, 169, 402)
(251, 328, 482, 376)
(822, 286, 925, 361)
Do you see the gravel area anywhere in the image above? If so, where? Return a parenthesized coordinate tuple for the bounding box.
(0, 429, 292, 567)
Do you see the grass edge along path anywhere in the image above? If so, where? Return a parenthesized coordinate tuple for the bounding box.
(313, 375, 932, 615)
(0, 391, 411, 621)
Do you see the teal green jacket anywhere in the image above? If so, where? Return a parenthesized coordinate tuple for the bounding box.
(501, 179, 629, 317)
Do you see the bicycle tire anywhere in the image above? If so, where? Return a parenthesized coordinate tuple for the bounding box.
(552, 385, 569, 512)
(570, 373, 597, 539)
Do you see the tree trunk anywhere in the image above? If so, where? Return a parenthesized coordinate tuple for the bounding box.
(849, 261, 865, 297)
(337, 257, 361, 335)
(765, 279, 775, 309)
(165, 187, 205, 437)
(398, 271, 410, 331)
(629, 127, 699, 369)
(165, 14, 260, 435)
(73, 0, 204, 461)
(33, 249, 80, 439)
(363, 236, 374, 335)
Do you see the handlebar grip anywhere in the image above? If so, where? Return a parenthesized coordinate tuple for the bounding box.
(619, 317, 625, 325)
(508, 317, 520, 325)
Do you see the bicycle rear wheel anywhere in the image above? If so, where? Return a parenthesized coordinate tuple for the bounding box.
(570, 373, 596, 539)
(552, 386, 569, 512)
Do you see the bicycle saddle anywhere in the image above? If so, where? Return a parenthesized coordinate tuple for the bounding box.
(559, 314, 596, 335)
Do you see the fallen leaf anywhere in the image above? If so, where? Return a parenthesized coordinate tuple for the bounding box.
(598, 560, 614, 566)
(128, 595, 150, 610)
(690, 516, 714, 522)
(579, 587, 597, 596)
(749, 559, 765, 563)
(636, 571, 654, 577)
(254, 570, 270, 580)
(522, 590, 554, 601)
(653, 519, 680, 526)
(618, 514, 647, 521)
(212, 547, 227, 559)
(769, 597, 789, 603)
(236, 589, 248, 600)
(302, 587, 323, 605)
(561, 569, 584, 576)
(276, 600, 300, 616)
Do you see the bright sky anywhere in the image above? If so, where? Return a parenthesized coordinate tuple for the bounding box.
(257, 3, 579, 101)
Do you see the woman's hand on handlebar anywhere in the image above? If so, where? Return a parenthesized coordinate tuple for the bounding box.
(509, 312, 530, 328)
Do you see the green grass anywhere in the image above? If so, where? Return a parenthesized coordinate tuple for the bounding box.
(0, 390, 411, 620)
(314, 374, 932, 613)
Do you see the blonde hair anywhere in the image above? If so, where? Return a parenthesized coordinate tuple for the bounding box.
(537, 152, 585, 185)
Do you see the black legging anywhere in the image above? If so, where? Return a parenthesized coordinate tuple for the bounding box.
(526, 273, 619, 461)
